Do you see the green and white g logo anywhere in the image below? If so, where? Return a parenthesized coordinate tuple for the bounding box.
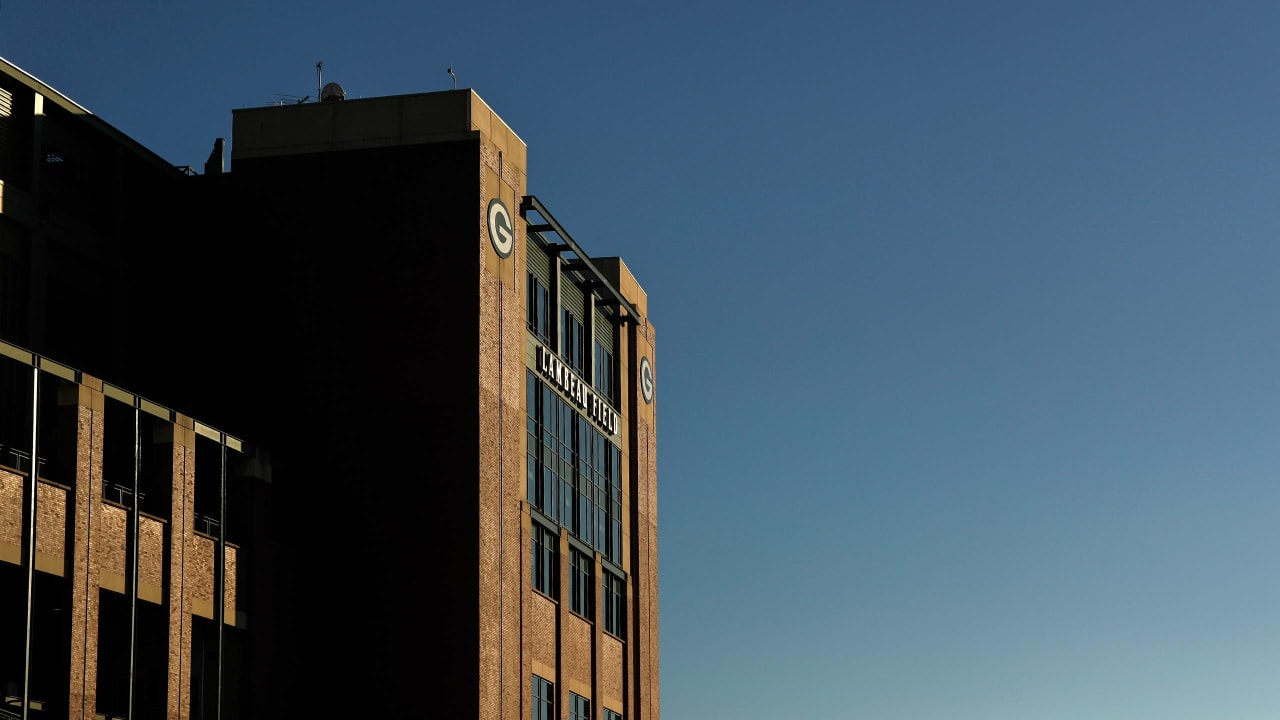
(640, 356, 654, 405)
(487, 198, 514, 258)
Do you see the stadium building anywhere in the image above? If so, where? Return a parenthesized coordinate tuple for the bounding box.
(0, 55, 660, 719)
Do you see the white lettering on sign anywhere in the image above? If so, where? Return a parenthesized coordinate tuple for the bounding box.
(537, 345, 619, 435)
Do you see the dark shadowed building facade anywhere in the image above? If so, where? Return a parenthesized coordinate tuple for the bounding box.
(0, 55, 659, 720)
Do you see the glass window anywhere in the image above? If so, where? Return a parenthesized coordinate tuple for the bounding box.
(593, 341, 614, 404)
(570, 548, 593, 619)
(532, 523, 559, 598)
(532, 675, 554, 720)
(609, 445, 622, 564)
(527, 375, 622, 561)
(570, 692, 591, 720)
(603, 571, 625, 639)
(527, 372, 557, 523)
(528, 275, 551, 341)
(562, 309, 584, 373)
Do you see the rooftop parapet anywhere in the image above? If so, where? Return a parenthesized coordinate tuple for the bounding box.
(231, 88, 526, 176)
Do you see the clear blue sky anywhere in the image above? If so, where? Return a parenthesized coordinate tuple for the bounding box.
(6, 1, 1280, 717)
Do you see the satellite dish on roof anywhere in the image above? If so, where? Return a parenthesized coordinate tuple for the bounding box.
(320, 82, 346, 102)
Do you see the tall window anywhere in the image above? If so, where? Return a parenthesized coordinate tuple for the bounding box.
(603, 710, 622, 720)
(570, 692, 591, 720)
(593, 340, 613, 404)
(570, 548, 593, 619)
(562, 309, 584, 373)
(527, 374, 622, 562)
(608, 445, 622, 564)
(557, 390, 575, 524)
(532, 523, 558, 598)
(603, 571, 625, 639)
(528, 275, 551, 342)
(573, 415, 595, 548)
(533, 675, 555, 720)
(590, 428, 608, 558)
(528, 372, 560, 523)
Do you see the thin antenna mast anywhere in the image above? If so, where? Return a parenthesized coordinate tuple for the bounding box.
(448, 64, 456, 90)
(316, 61, 324, 101)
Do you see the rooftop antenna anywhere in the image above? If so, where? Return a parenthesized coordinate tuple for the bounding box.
(448, 64, 456, 90)
(267, 93, 308, 106)
(316, 60, 324, 101)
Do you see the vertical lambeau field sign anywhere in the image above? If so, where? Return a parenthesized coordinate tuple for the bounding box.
(488, 198, 514, 258)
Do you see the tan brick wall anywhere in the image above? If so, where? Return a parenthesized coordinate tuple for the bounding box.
(478, 115, 660, 720)
(521, 512, 534, 720)
(0, 369, 245, 719)
(0, 468, 22, 559)
(185, 535, 235, 622)
(600, 634, 624, 703)
(478, 259, 503, 720)
(511, 262, 662, 720)
(643, 415, 661, 720)
(138, 515, 165, 602)
(479, 126, 528, 720)
(67, 399, 104, 720)
(530, 592, 557, 670)
(166, 426, 195, 720)
(35, 480, 66, 574)
(190, 534, 215, 618)
(631, 320, 660, 720)
(98, 503, 127, 588)
(225, 544, 237, 623)
(561, 614, 593, 693)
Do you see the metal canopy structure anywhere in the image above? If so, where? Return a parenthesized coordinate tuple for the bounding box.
(520, 195, 642, 325)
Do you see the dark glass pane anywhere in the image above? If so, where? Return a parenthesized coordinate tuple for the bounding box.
(527, 454, 537, 505)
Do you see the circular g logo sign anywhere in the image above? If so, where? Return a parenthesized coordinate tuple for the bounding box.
(640, 356, 654, 405)
(487, 198, 514, 258)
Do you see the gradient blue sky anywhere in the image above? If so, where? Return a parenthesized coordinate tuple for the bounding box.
(5, 2, 1280, 717)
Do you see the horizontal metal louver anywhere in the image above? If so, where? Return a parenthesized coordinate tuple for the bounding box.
(594, 307, 614, 351)
(526, 238, 550, 287)
(561, 275, 584, 320)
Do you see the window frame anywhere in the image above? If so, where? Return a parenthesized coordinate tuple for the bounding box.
(526, 375, 622, 562)
(569, 547, 594, 619)
(532, 675, 555, 720)
(593, 339, 614, 405)
(527, 274, 551, 342)
(532, 522, 559, 599)
(562, 308, 585, 373)
(603, 570, 625, 639)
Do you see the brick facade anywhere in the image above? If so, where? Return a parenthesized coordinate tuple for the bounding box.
(1, 55, 659, 718)
(0, 351, 250, 720)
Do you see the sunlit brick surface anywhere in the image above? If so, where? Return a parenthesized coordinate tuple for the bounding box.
(99, 503, 127, 580)
(0, 469, 21, 551)
(138, 515, 165, 591)
(191, 534, 215, 613)
(35, 481, 66, 567)
(68, 401, 104, 720)
(601, 634, 624, 700)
